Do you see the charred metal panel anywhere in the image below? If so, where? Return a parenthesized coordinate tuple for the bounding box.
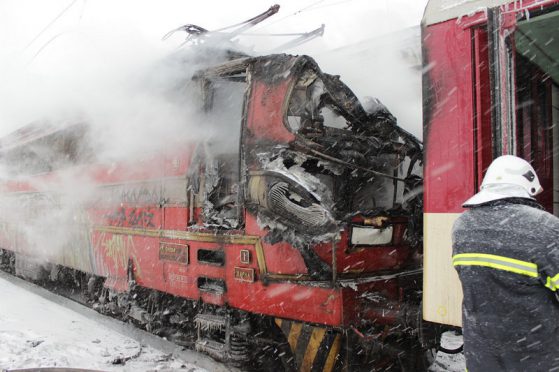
(243, 54, 422, 280)
(0, 50, 427, 363)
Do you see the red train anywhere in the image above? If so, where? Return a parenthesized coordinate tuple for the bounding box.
(422, 0, 559, 327)
(0, 52, 428, 371)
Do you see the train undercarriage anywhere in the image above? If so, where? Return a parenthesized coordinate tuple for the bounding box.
(0, 248, 437, 372)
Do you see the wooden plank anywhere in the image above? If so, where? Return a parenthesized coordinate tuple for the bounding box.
(423, 212, 463, 327)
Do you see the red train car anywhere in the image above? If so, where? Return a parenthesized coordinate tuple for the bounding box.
(0, 53, 428, 370)
(422, 0, 559, 326)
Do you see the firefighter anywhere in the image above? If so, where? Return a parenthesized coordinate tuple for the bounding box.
(452, 155, 559, 372)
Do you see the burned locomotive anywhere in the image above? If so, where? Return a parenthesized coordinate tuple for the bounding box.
(0, 49, 427, 371)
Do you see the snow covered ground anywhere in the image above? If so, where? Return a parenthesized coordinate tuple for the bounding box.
(0, 270, 465, 372)
(0, 272, 228, 372)
(429, 332, 466, 372)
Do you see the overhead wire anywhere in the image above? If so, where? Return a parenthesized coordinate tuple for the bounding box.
(301, 0, 360, 12)
(27, 0, 88, 66)
(22, 0, 79, 52)
(29, 32, 67, 64)
(78, 0, 87, 23)
(238, 31, 320, 37)
(252, 0, 361, 32)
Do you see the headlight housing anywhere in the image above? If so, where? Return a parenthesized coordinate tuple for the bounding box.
(350, 225, 393, 245)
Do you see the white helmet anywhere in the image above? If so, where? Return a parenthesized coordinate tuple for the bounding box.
(463, 155, 543, 207)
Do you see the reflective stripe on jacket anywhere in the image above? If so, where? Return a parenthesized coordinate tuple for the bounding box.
(452, 253, 559, 291)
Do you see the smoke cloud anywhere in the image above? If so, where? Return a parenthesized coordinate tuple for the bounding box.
(0, 1, 427, 268)
(0, 0, 427, 137)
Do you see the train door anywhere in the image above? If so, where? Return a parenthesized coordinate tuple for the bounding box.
(200, 69, 247, 230)
(487, 3, 559, 214)
(179, 63, 249, 231)
(514, 7, 559, 214)
(156, 62, 249, 301)
(421, 0, 559, 327)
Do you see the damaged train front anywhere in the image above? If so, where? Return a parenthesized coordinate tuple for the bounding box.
(243, 54, 430, 368)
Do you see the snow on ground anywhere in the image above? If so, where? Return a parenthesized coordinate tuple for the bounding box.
(0, 275, 210, 371)
(0, 271, 466, 372)
(429, 331, 466, 372)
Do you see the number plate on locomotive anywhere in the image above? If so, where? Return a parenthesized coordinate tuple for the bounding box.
(234, 267, 255, 282)
(159, 242, 189, 264)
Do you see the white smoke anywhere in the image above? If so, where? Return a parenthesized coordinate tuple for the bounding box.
(0, 0, 427, 136)
(0, 1, 427, 268)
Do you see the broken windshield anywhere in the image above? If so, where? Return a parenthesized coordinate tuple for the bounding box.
(285, 68, 411, 215)
(287, 70, 351, 134)
(195, 70, 248, 229)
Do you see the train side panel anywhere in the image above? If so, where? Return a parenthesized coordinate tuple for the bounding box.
(422, 18, 476, 327)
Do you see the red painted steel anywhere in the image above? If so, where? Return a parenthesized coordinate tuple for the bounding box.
(423, 19, 476, 213)
(424, 0, 559, 215)
(246, 80, 295, 144)
(0, 54, 417, 332)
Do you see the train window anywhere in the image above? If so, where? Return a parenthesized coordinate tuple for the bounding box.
(283, 67, 408, 215)
(286, 72, 350, 136)
(320, 106, 349, 129)
(197, 249, 225, 266)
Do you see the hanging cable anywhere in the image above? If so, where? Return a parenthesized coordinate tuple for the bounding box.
(271, 24, 325, 51)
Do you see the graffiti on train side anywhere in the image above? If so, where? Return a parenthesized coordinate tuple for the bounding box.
(99, 233, 134, 272)
(116, 184, 160, 204)
(95, 232, 144, 279)
(95, 183, 161, 205)
(105, 207, 156, 228)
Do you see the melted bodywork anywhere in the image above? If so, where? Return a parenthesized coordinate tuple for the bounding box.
(0, 51, 428, 370)
(227, 54, 422, 278)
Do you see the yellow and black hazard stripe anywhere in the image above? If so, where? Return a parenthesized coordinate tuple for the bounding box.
(453, 252, 559, 291)
(275, 318, 342, 372)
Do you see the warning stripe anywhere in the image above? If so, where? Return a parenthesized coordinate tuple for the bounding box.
(301, 327, 326, 371)
(275, 318, 342, 372)
(294, 324, 313, 368)
(453, 253, 559, 291)
(311, 330, 337, 372)
(289, 322, 304, 351)
(323, 334, 341, 372)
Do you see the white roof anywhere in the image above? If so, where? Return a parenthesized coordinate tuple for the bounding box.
(422, 0, 513, 26)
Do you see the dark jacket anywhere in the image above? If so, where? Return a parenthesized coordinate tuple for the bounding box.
(452, 198, 559, 372)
